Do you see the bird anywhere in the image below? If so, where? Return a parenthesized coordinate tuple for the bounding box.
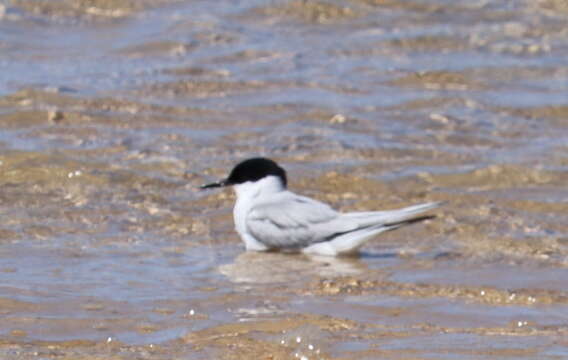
(200, 157, 441, 256)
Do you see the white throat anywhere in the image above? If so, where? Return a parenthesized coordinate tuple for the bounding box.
(233, 175, 286, 200)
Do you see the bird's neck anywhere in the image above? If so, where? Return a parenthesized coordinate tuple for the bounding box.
(233, 175, 286, 201)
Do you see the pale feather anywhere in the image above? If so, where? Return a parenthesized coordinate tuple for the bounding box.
(246, 190, 441, 253)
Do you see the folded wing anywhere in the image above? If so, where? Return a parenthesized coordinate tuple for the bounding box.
(247, 195, 442, 253)
(246, 192, 358, 249)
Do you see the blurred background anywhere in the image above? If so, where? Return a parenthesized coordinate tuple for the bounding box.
(1, 0, 568, 358)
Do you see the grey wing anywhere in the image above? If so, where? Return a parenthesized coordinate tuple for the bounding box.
(246, 193, 357, 249)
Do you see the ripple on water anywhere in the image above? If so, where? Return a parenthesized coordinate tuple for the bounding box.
(1, 0, 568, 358)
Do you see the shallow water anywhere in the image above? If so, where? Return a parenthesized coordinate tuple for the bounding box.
(1, 0, 568, 358)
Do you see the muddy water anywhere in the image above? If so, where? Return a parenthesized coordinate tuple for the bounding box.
(1, 0, 568, 358)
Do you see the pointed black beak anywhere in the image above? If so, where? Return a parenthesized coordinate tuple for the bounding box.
(199, 179, 230, 190)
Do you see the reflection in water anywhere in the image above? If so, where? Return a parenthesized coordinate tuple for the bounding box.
(1, 0, 568, 358)
(218, 251, 365, 284)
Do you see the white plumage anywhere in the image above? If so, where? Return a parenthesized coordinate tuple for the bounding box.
(201, 158, 441, 257)
(232, 175, 440, 256)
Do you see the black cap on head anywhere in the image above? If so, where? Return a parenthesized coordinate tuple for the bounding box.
(226, 157, 287, 186)
(200, 157, 287, 189)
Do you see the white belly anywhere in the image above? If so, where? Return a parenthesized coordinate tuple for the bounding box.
(233, 191, 269, 251)
(231, 176, 287, 251)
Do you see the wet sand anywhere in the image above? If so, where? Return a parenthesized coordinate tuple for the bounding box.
(1, 0, 568, 358)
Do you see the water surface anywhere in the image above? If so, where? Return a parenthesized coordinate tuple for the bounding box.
(1, 0, 568, 358)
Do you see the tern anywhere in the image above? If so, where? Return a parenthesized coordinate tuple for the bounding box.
(201, 157, 441, 256)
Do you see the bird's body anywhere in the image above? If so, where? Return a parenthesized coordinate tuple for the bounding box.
(201, 158, 441, 256)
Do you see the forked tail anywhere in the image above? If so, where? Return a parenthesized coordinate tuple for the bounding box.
(304, 201, 443, 256)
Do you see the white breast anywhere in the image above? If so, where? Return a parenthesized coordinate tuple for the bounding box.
(232, 176, 285, 251)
